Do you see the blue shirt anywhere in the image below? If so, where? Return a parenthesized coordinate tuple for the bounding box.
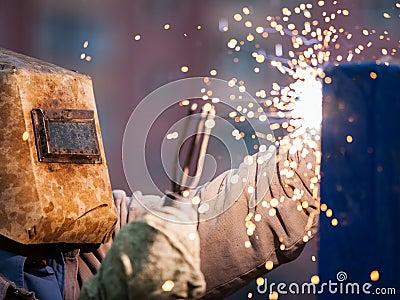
(0, 249, 65, 300)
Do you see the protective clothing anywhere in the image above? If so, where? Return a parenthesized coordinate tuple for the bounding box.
(79, 141, 319, 299)
(0, 48, 117, 244)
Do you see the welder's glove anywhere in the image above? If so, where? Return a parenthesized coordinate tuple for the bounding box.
(79, 193, 205, 300)
(196, 142, 319, 299)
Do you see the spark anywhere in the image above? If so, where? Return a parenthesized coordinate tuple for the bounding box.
(370, 270, 380, 281)
(192, 195, 201, 205)
(188, 232, 196, 240)
(227, 39, 238, 49)
(270, 198, 279, 207)
(166, 132, 179, 140)
(205, 119, 215, 129)
(383, 12, 391, 19)
(22, 132, 29, 141)
(269, 291, 279, 300)
(234, 13, 242, 22)
(198, 203, 209, 214)
(180, 66, 189, 73)
(247, 186, 254, 194)
(244, 21, 253, 28)
(265, 260, 274, 270)
(256, 54, 265, 63)
(247, 33, 255, 42)
(162, 280, 174, 292)
(256, 277, 265, 286)
(244, 155, 254, 165)
(219, 18, 229, 32)
(311, 275, 320, 284)
(256, 26, 264, 33)
(180, 100, 190, 106)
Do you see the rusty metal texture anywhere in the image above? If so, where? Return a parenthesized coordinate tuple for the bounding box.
(0, 48, 117, 244)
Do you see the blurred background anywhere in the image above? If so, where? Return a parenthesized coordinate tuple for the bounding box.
(1, 0, 399, 299)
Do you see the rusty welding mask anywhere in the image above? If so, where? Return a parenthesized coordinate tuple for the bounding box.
(0, 48, 117, 245)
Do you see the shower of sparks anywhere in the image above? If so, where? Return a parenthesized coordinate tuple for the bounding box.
(218, 3, 400, 260)
(212, 0, 400, 290)
(223, 0, 400, 137)
(121, 0, 398, 293)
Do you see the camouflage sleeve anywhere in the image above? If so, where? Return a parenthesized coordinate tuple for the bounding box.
(78, 194, 206, 300)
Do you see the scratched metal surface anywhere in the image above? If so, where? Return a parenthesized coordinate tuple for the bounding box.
(0, 48, 117, 244)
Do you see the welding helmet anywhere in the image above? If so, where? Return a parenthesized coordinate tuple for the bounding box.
(0, 48, 117, 244)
